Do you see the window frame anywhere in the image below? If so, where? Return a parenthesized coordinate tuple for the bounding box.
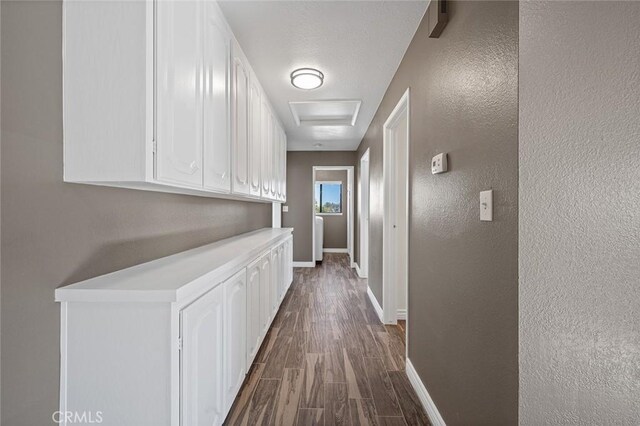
(315, 180, 343, 215)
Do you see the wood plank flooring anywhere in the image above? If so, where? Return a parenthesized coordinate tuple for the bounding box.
(224, 254, 430, 426)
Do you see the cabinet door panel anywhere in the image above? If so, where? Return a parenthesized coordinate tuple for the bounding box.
(224, 269, 247, 411)
(232, 49, 250, 195)
(156, 1, 203, 187)
(261, 101, 272, 199)
(246, 259, 261, 366)
(260, 254, 271, 334)
(270, 114, 278, 198)
(181, 284, 225, 426)
(270, 249, 278, 315)
(249, 81, 262, 197)
(203, 4, 230, 192)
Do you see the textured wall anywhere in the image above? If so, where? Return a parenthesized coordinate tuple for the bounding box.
(0, 2, 271, 424)
(519, 1, 640, 424)
(284, 151, 356, 262)
(356, 2, 519, 424)
(315, 169, 348, 249)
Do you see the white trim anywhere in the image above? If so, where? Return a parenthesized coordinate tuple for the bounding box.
(354, 264, 364, 278)
(382, 88, 410, 325)
(323, 248, 348, 253)
(366, 286, 384, 323)
(292, 261, 314, 268)
(312, 166, 355, 269)
(358, 148, 370, 279)
(406, 359, 446, 426)
(396, 309, 407, 320)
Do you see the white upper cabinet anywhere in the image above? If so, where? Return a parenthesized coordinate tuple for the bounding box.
(231, 42, 250, 196)
(63, 0, 286, 202)
(156, 0, 204, 187)
(248, 77, 262, 197)
(180, 283, 225, 426)
(203, 2, 231, 193)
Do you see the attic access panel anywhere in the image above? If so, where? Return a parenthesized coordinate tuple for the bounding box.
(289, 100, 362, 127)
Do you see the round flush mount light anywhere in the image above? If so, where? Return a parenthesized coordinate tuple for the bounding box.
(290, 68, 324, 90)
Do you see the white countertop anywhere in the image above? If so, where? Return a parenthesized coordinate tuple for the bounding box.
(55, 228, 293, 303)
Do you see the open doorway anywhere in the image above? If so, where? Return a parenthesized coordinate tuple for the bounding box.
(382, 89, 410, 336)
(311, 166, 355, 267)
(358, 149, 370, 278)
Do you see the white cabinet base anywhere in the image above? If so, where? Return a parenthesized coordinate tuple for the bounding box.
(57, 229, 293, 426)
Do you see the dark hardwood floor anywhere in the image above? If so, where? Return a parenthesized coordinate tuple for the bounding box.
(225, 253, 431, 426)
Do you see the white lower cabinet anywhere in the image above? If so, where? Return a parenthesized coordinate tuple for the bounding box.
(246, 257, 261, 366)
(56, 229, 293, 426)
(181, 282, 225, 426)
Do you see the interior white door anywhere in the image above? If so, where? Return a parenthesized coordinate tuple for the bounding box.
(180, 283, 225, 426)
(203, 3, 230, 192)
(223, 269, 246, 411)
(232, 49, 250, 195)
(246, 258, 261, 366)
(282, 131, 287, 201)
(248, 80, 262, 197)
(259, 254, 271, 334)
(260, 101, 272, 199)
(156, 0, 203, 187)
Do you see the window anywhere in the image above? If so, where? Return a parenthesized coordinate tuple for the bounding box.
(315, 181, 342, 214)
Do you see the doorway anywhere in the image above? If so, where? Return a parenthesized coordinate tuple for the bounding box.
(311, 166, 355, 267)
(382, 89, 410, 327)
(358, 149, 370, 278)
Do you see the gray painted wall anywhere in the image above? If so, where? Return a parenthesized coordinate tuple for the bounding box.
(519, 1, 640, 424)
(0, 2, 271, 424)
(355, 2, 518, 423)
(284, 151, 356, 262)
(315, 169, 348, 249)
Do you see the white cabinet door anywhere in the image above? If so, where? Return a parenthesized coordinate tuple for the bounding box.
(224, 269, 247, 411)
(259, 253, 271, 334)
(246, 258, 261, 366)
(231, 45, 250, 195)
(278, 244, 285, 302)
(270, 114, 278, 199)
(156, 0, 203, 188)
(248, 80, 262, 197)
(180, 283, 225, 426)
(260, 100, 272, 200)
(270, 248, 279, 315)
(282, 131, 287, 202)
(203, 3, 231, 193)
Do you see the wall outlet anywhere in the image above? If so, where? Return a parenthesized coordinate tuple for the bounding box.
(282, 205, 289, 213)
(431, 153, 448, 174)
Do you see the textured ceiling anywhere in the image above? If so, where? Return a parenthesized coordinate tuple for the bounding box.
(218, 0, 428, 151)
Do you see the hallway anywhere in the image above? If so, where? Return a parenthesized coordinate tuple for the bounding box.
(225, 254, 430, 425)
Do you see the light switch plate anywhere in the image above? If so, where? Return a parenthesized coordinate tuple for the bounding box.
(282, 205, 289, 213)
(480, 190, 493, 221)
(431, 153, 447, 174)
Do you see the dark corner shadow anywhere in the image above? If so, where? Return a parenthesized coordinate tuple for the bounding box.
(57, 227, 240, 288)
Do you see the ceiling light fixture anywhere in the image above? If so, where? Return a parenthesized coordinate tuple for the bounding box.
(314, 143, 323, 148)
(290, 68, 324, 90)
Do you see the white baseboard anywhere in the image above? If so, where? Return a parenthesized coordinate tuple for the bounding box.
(322, 248, 348, 253)
(406, 359, 446, 426)
(397, 309, 407, 320)
(355, 263, 367, 279)
(366, 286, 384, 323)
(292, 261, 315, 268)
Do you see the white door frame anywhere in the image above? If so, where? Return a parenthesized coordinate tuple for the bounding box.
(382, 88, 410, 325)
(358, 149, 370, 278)
(311, 166, 355, 266)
